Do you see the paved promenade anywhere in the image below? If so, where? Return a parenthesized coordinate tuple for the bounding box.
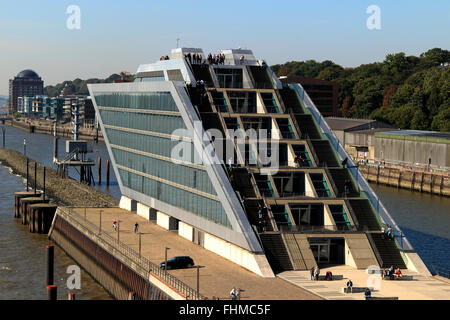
(278, 266, 450, 300)
(70, 207, 321, 300)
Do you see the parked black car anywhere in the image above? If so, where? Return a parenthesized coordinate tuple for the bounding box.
(160, 256, 194, 270)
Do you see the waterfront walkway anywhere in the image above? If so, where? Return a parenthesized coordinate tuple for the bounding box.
(70, 207, 321, 300)
(278, 266, 450, 300)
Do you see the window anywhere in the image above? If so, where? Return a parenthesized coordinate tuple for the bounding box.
(215, 68, 243, 88)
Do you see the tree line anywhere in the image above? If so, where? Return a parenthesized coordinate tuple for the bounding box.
(271, 48, 450, 132)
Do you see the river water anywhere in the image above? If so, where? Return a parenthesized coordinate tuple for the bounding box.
(0, 124, 448, 299)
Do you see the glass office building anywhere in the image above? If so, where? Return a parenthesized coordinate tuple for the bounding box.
(89, 48, 424, 277)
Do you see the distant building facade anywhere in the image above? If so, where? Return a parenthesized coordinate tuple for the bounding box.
(325, 117, 396, 160)
(9, 69, 44, 114)
(280, 76, 338, 117)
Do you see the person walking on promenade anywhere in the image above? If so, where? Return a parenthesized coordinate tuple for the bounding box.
(112, 220, 117, 231)
(310, 266, 315, 280)
(230, 287, 239, 300)
(134, 222, 139, 233)
(314, 266, 320, 281)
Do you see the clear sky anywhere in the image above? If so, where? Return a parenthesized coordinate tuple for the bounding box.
(1, 0, 449, 95)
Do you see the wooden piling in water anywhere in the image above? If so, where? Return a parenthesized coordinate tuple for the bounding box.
(34, 162, 37, 194)
(14, 191, 37, 218)
(20, 197, 45, 225)
(47, 285, 57, 300)
(98, 157, 102, 185)
(46, 245, 54, 286)
(28, 203, 57, 233)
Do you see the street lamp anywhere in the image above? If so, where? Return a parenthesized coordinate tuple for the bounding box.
(196, 265, 203, 294)
(99, 210, 103, 235)
(23, 138, 27, 157)
(117, 219, 120, 242)
(138, 232, 142, 258)
(164, 247, 171, 273)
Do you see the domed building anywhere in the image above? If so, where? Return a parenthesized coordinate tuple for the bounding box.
(8, 69, 44, 113)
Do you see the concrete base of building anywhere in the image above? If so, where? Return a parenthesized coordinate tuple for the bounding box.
(119, 196, 137, 212)
(120, 196, 275, 278)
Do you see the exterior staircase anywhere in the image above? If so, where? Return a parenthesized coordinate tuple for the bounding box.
(247, 66, 273, 89)
(328, 168, 360, 197)
(370, 233, 407, 269)
(347, 199, 381, 231)
(310, 140, 340, 167)
(191, 64, 214, 86)
(279, 88, 304, 114)
(259, 233, 293, 272)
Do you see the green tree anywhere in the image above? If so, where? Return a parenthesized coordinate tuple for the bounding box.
(431, 108, 450, 132)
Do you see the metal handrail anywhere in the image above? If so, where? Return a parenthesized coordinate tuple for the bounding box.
(305, 134, 320, 168)
(344, 198, 360, 229)
(286, 106, 303, 140)
(261, 196, 277, 232)
(248, 170, 262, 199)
(323, 166, 340, 198)
(278, 224, 357, 233)
(290, 83, 414, 252)
(57, 207, 205, 300)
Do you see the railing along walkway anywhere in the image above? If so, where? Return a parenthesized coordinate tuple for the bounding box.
(57, 207, 205, 300)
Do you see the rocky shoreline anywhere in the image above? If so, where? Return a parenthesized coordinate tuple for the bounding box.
(0, 148, 118, 207)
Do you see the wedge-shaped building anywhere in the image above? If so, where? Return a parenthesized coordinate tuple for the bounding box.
(88, 48, 428, 277)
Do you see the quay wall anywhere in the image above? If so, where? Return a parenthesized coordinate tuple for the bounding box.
(359, 164, 450, 196)
(49, 212, 171, 300)
(0, 148, 118, 207)
(5, 119, 104, 141)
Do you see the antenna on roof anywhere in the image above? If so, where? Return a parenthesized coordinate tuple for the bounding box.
(176, 37, 180, 48)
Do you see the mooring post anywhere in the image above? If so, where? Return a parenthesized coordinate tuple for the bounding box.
(34, 162, 37, 195)
(68, 293, 75, 300)
(26, 158, 29, 192)
(46, 245, 54, 286)
(98, 157, 102, 185)
(43, 167, 46, 201)
(1, 126, 5, 148)
(106, 159, 110, 187)
(47, 285, 57, 300)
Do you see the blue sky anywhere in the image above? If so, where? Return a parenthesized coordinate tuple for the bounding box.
(1, 0, 449, 94)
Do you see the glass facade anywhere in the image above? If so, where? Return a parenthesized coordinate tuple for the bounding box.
(94, 92, 178, 112)
(99, 110, 185, 135)
(97, 91, 231, 228)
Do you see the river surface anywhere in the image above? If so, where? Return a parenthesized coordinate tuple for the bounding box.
(0, 124, 449, 299)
